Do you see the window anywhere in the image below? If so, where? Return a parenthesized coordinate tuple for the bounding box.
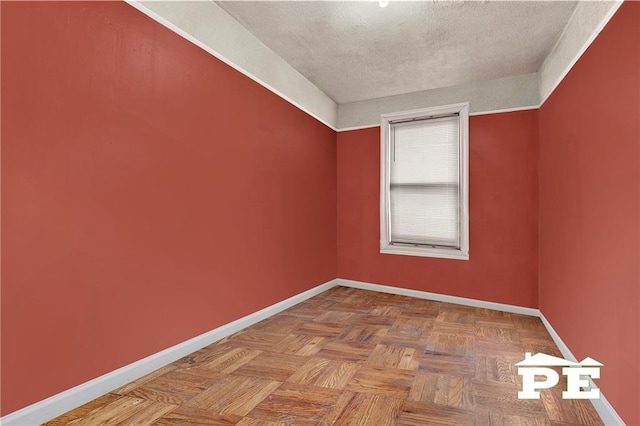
(380, 103, 469, 260)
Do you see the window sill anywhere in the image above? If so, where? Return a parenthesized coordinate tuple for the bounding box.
(380, 244, 469, 260)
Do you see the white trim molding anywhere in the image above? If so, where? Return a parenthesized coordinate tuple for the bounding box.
(336, 104, 542, 133)
(1, 278, 624, 425)
(338, 278, 626, 424)
(336, 278, 539, 317)
(126, 0, 338, 130)
(339, 1, 623, 130)
(379, 103, 470, 261)
(124, 0, 623, 132)
(539, 0, 623, 105)
(338, 73, 540, 131)
(540, 313, 626, 425)
(0, 279, 339, 426)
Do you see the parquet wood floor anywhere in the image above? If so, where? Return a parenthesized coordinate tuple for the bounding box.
(46, 287, 603, 425)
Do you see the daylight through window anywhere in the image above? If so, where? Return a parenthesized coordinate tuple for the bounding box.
(380, 103, 469, 260)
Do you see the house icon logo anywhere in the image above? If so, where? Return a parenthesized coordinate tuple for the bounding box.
(515, 352, 603, 400)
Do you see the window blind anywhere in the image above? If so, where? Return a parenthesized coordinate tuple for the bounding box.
(389, 115, 461, 248)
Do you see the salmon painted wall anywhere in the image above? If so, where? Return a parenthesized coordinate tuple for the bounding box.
(337, 111, 539, 308)
(1, 2, 336, 415)
(539, 3, 640, 424)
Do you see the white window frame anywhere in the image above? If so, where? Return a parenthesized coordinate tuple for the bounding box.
(380, 102, 469, 260)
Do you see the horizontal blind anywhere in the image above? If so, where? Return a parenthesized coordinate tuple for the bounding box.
(390, 115, 460, 247)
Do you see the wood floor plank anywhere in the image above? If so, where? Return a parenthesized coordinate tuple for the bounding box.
(282, 299, 336, 318)
(340, 324, 388, 342)
(347, 313, 395, 326)
(475, 355, 520, 385)
(126, 370, 222, 405)
(344, 365, 414, 396)
(477, 326, 521, 344)
(373, 328, 430, 350)
(315, 286, 359, 302)
(540, 383, 604, 426)
(270, 334, 325, 356)
(47, 287, 604, 426)
(171, 364, 231, 380)
(369, 305, 403, 317)
(520, 336, 565, 358)
(113, 365, 178, 395)
(409, 371, 475, 410)
(400, 301, 444, 319)
(333, 392, 404, 425)
(152, 406, 242, 425)
(185, 375, 281, 416)
(232, 351, 309, 381)
(313, 310, 361, 324)
(366, 343, 421, 370)
(420, 353, 477, 377)
(475, 381, 547, 418)
(248, 383, 341, 426)
(424, 332, 475, 357)
(436, 309, 475, 325)
(318, 391, 355, 425)
(474, 307, 513, 319)
(293, 321, 348, 339)
(68, 396, 158, 426)
(398, 400, 475, 425)
(511, 314, 547, 332)
(314, 340, 374, 361)
(42, 393, 121, 425)
(476, 410, 552, 426)
(171, 343, 250, 368)
(235, 418, 287, 426)
(250, 314, 307, 335)
(285, 357, 332, 385)
(388, 316, 435, 336)
(113, 400, 177, 425)
(287, 357, 360, 390)
(312, 359, 361, 389)
(432, 321, 477, 337)
(202, 347, 262, 373)
(223, 330, 287, 351)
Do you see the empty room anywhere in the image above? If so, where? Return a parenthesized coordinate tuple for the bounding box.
(1, 0, 638, 424)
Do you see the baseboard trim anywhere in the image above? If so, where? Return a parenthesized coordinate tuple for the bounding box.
(335, 278, 540, 317)
(0, 279, 339, 426)
(3, 278, 623, 425)
(539, 313, 625, 425)
(337, 278, 624, 424)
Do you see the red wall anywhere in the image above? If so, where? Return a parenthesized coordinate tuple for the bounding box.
(337, 111, 539, 308)
(1, 2, 336, 415)
(3, 0, 638, 421)
(539, 3, 640, 424)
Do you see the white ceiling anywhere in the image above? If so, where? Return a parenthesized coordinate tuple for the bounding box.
(216, 1, 578, 104)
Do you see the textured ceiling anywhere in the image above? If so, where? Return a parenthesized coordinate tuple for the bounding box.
(216, 1, 577, 104)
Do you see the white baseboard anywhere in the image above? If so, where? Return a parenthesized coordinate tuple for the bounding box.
(2, 278, 623, 426)
(337, 278, 624, 425)
(335, 278, 540, 317)
(539, 313, 625, 426)
(0, 279, 339, 426)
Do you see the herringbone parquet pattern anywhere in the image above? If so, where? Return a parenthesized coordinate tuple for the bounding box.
(46, 286, 603, 425)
